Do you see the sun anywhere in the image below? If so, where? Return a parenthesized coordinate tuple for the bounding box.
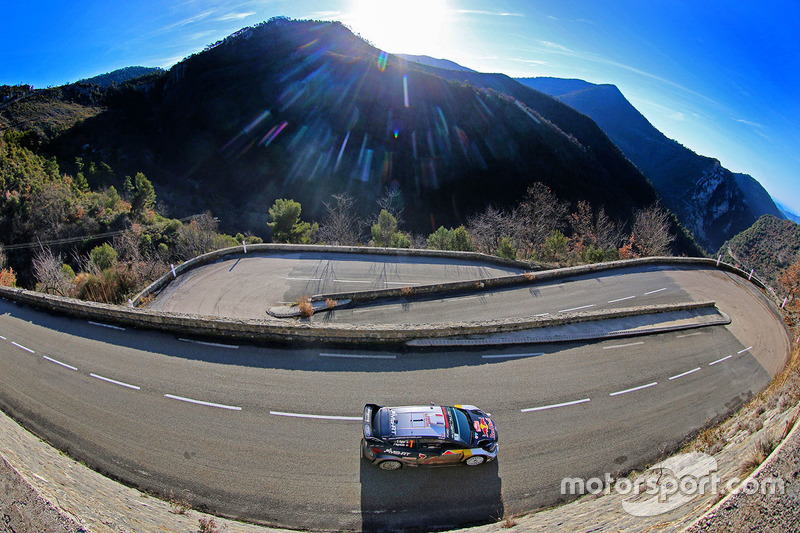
(345, 0, 452, 57)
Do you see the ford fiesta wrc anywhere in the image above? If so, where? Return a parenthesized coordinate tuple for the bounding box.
(361, 403, 498, 470)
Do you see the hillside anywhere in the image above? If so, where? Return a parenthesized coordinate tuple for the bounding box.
(1, 18, 698, 255)
(517, 77, 784, 252)
(719, 215, 800, 288)
(77, 66, 164, 87)
(396, 54, 475, 72)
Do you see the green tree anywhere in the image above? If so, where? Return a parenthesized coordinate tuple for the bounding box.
(126, 172, 156, 219)
(495, 236, 517, 260)
(371, 209, 398, 247)
(426, 226, 451, 250)
(543, 230, 569, 262)
(267, 198, 316, 243)
(389, 232, 412, 248)
(90, 242, 118, 272)
(450, 226, 474, 252)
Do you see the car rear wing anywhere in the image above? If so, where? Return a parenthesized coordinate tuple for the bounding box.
(363, 403, 382, 440)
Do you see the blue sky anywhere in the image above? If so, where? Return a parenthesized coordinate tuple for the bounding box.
(2, 0, 798, 213)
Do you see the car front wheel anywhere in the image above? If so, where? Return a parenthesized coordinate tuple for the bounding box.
(378, 460, 402, 471)
(465, 455, 486, 466)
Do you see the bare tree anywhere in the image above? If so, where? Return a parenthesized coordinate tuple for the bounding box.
(173, 212, 219, 260)
(512, 183, 569, 259)
(630, 204, 675, 257)
(594, 207, 623, 251)
(32, 246, 71, 296)
(467, 206, 515, 255)
(316, 193, 364, 245)
(376, 187, 404, 227)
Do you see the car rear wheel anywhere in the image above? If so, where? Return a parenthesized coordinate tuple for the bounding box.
(378, 460, 402, 471)
(465, 455, 486, 466)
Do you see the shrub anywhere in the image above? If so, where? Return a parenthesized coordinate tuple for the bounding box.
(325, 298, 337, 309)
(495, 236, 516, 260)
(297, 295, 314, 318)
(0, 268, 16, 287)
(90, 242, 118, 272)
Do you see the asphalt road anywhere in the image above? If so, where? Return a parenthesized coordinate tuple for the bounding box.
(0, 264, 790, 531)
(148, 252, 523, 318)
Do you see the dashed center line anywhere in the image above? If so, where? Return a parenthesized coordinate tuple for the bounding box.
(669, 367, 701, 381)
(677, 332, 704, 338)
(42, 355, 78, 371)
(286, 277, 323, 281)
(90, 373, 141, 390)
(384, 281, 421, 286)
(738, 346, 753, 354)
(334, 279, 372, 284)
(482, 352, 544, 359)
(0, 335, 6, 340)
(11, 342, 34, 353)
(709, 355, 732, 366)
(610, 382, 658, 396)
(644, 287, 668, 295)
(558, 304, 595, 313)
(602, 341, 644, 350)
(521, 398, 591, 412)
(164, 394, 242, 411)
(608, 295, 636, 303)
(319, 352, 397, 359)
(178, 338, 239, 350)
(269, 410, 361, 421)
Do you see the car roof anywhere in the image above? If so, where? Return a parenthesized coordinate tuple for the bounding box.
(383, 405, 449, 439)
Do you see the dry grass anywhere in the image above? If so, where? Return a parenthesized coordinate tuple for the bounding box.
(739, 437, 776, 477)
(325, 298, 337, 309)
(167, 489, 191, 515)
(296, 295, 314, 318)
(523, 271, 536, 281)
(400, 286, 413, 296)
(198, 516, 222, 532)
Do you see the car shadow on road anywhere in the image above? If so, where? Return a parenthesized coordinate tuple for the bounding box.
(359, 458, 504, 531)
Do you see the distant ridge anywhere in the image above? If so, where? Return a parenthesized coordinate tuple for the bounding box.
(397, 54, 474, 72)
(518, 76, 785, 252)
(77, 66, 164, 87)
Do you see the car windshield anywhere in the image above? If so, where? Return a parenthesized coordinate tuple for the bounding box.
(447, 407, 472, 444)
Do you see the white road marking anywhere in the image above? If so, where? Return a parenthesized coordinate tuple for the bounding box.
(178, 338, 239, 349)
(0, 335, 6, 340)
(164, 394, 241, 411)
(286, 277, 323, 281)
(319, 352, 397, 359)
(451, 295, 485, 302)
(644, 288, 668, 295)
(521, 398, 591, 412)
(558, 304, 595, 313)
(709, 355, 733, 366)
(610, 382, 658, 396)
(482, 352, 544, 359)
(42, 356, 78, 371)
(669, 367, 701, 381)
(608, 295, 636, 303)
(384, 281, 421, 286)
(602, 341, 645, 350)
(738, 346, 753, 354)
(534, 313, 550, 317)
(677, 332, 703, 338)
(11, 342, 34, 353)
(334, 279, 372, 284)
(88, 321, 126, 331)
(90, 373, 141, 390)
(269, 410, 361, 421)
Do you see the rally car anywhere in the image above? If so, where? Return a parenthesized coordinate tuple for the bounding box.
(361, 403, 498, 470)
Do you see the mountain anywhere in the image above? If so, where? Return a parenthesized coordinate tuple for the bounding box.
(1, 18, 697, 254)
(77, 66, 164, 87)
(396, 54, 474, 72)
(719, 215, 800, 288)
(517, 77, 785, 252)
(776, 201, 800, 223)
